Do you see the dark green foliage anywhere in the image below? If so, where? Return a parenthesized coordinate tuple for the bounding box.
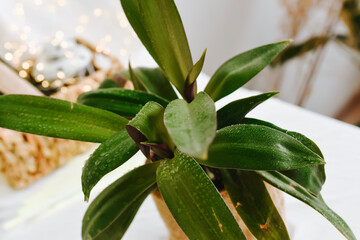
(222, 170, 289, 239)
(0, 95, 127, 143)
(157, 151, 246, 239)
(82, 162, 160, 240)
(78, 88, 168, 118)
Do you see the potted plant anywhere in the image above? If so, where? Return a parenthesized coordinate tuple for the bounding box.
(0, 0, 355, 239)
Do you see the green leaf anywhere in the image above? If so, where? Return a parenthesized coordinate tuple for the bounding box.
(132, 67, 178, 101)
(157, 151, 245, 240)
(198, 124, 325, 170)
(78, 88, 169, 118)
(186, 49, 207, 86)
(98, 79, 121, 89)
(164, 92, 216, 159)
(128, 63, 147, 92)
(241, 118, 323, 157)
(82, 162, 160, 240)
(217, 92, 278, 129)
(127, 101, 171, 145)
(257, 171, 356, 240)
(204, 41, 291, 101)
(115, 69, 131, 82)
(183, 49, 207, 102)
(0, 95, 127, 143)
(140, 142, 174, 159)
(82, 128, 139, 201)
(281, 166, 325, 196)
(222, 169, 289, 240)
(241, 118, 325, 196)
(120, 0, 193, 95)
(114, 67, 178, 101)
(127, 102, 173, 158)
(102, 70, 131, 89)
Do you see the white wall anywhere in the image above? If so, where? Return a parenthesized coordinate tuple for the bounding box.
(176, 0, 360, 117)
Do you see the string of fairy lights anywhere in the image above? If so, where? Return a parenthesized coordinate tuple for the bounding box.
(1, 0, 137, 93)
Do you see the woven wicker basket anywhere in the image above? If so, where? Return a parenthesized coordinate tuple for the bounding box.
(0, 39, 125, 189)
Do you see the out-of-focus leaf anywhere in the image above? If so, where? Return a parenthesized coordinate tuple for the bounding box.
(81, 128, 139, 201)
(164, 92, 216, 159)
(133, 67, 178, 101)
(115, 67, 178, 101)
(98, 79, 121, 89)
(217, 92, 278, 129)
(257, 171, 356, 240)
(82, 162, 160, 240)
(103, 70, 131, 89)
(198, 124, 325, 170)
(204, 41, 291, 101)
(128, 63, 147, 91)
(0, 95, 127, 143)
(271, 36, 328, 67)
(157, 151, 245, 240)
(222, 169, 289, 240)
(121, 0, 193, 95)
(241, 118, 325, 196)
(78, 88, 168, 118)
(115, 69, 131, 81)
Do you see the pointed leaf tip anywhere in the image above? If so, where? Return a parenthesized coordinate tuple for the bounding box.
(199, 124, 325, 170)
(184, 49, 207, 102)
(186, 48, 207, 85)
(205, 40, 291, 101)
(128, 62, 147, 91)
(217, 91, 279, 129)
(240, 117, 326, 196)
(257, 171, 356, 240)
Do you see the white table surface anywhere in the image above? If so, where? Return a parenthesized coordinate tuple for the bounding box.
(0, 74, 359, 240)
